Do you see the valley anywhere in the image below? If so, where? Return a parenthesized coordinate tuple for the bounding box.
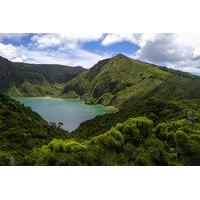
(0, 54, 199, 165)
(0, 55, 85, 96)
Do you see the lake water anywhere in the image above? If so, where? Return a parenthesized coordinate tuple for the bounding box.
(15, 97, 113, 132)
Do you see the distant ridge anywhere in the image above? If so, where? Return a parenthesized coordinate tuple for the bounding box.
(0, 56, 86, 96)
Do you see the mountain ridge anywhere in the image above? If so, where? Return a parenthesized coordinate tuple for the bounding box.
(0, 56, 86, 96)
(63, 54, 200, 107)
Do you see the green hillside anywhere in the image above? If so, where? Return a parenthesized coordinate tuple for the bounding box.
(0, 56, 85, 96)
(0, 94, 68, 165)
(72, 98, 200, 139)
(63, 54, 200, 106)
(0, 54, 200, 166)
(9, 96, 197, 166)
(63, 56, 200, 157)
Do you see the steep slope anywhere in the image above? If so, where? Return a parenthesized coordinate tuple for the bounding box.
(15, 62, 85, 84)
(0, 94, 68, 165)
(68, 55, 200, 140)
(63, 54, 200, 106)
(72, 98, 200, 139)
(0, 56, 85, 96)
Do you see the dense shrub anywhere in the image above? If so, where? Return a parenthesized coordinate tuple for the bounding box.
(187, 135, 200, 153)
(130, 117, 153, 138)
(118, 117, 153, 144)
(94, 127, 124, 150)
(135, 148, 151, 166)
(63, 140, 87, 153)
(48, 139, 65, 152)
(0, 151, 12, 165)
(21, 115, 200, 166)
(121, 122, 141, 144)
(0, 94, 69, 165)
(143, 138, 169, 165)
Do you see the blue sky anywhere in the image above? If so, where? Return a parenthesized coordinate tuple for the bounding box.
(2, 34, 139, 55)
(0, 33, 200, 75)
(2, 34, 33, 46)
(82, 40, 140, 54)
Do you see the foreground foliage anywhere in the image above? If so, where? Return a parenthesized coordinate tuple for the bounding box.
(24, 116, 200, 166)
(0, 94, 68, 165)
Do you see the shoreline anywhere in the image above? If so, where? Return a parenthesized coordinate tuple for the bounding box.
(13, 95, 118, 112)
(14, 95, 116, 132)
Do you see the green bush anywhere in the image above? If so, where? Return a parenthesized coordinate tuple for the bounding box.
(181, 134, 200, 165)
(116, 123, 123, 131)
(123, 117, 153, 138)
(48, 139, 65, 152)
(95, 127, 124, 150)
(23, 114, 200, 166)
(121, 123, 141, 144)
(155, 122, 168, 140)
(131, 117, 153, 138)
(47, 139, 87, 153)
(175, 130, 188, 152)
(0, 151, 12, 165)
(143, 138, 168, 165)
(135, 148, 151, 166)
(120, 117, 153, 144)
(187, 134, 200, 155)
(63, 140, 87, 153)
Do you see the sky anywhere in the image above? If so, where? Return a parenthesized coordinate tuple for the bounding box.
(0, 33, 200, 75)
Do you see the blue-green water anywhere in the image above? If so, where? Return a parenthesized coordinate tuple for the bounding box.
(15, 97, 113, 132)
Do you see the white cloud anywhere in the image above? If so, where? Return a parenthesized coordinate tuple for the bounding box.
(101, 34, 135, 46)
(101, 33, 156, 47)
(0, 41, 111, 68)
(11, 56, 25, 62)
(0, 43, 17, 58)
(137, 34, 194, 63)
(137, 33, 157, 47)
(130, 34, 200, 75)
(102, 33, 200, 75)
(175, 34, 200, 57)
(31, 34, 63, 49)
(31, 33, 104, 49)
(1, 33, 200, 75)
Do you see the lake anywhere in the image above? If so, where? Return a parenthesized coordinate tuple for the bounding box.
(15, 97, 113, 132)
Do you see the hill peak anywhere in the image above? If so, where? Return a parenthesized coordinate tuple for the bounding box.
(113, 53, 129, 59)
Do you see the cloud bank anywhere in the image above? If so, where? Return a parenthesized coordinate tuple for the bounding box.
(0, 33, 200, 75)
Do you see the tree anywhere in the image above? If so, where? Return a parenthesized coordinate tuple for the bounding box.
(58, 122, 63, 129)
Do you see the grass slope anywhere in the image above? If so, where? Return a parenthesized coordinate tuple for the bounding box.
(63, 54, 200, 106)
(72, 98, 200, 140)
(0, 56, 85, 96)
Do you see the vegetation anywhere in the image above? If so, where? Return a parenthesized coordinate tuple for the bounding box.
(63, 54, 200, 106)
(0, 94, 68, 165)
(0, 54, 200, 165)
(0, 56, 85, 96)
(72, 98, 200, 139)
(24, 116, 200, 166)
